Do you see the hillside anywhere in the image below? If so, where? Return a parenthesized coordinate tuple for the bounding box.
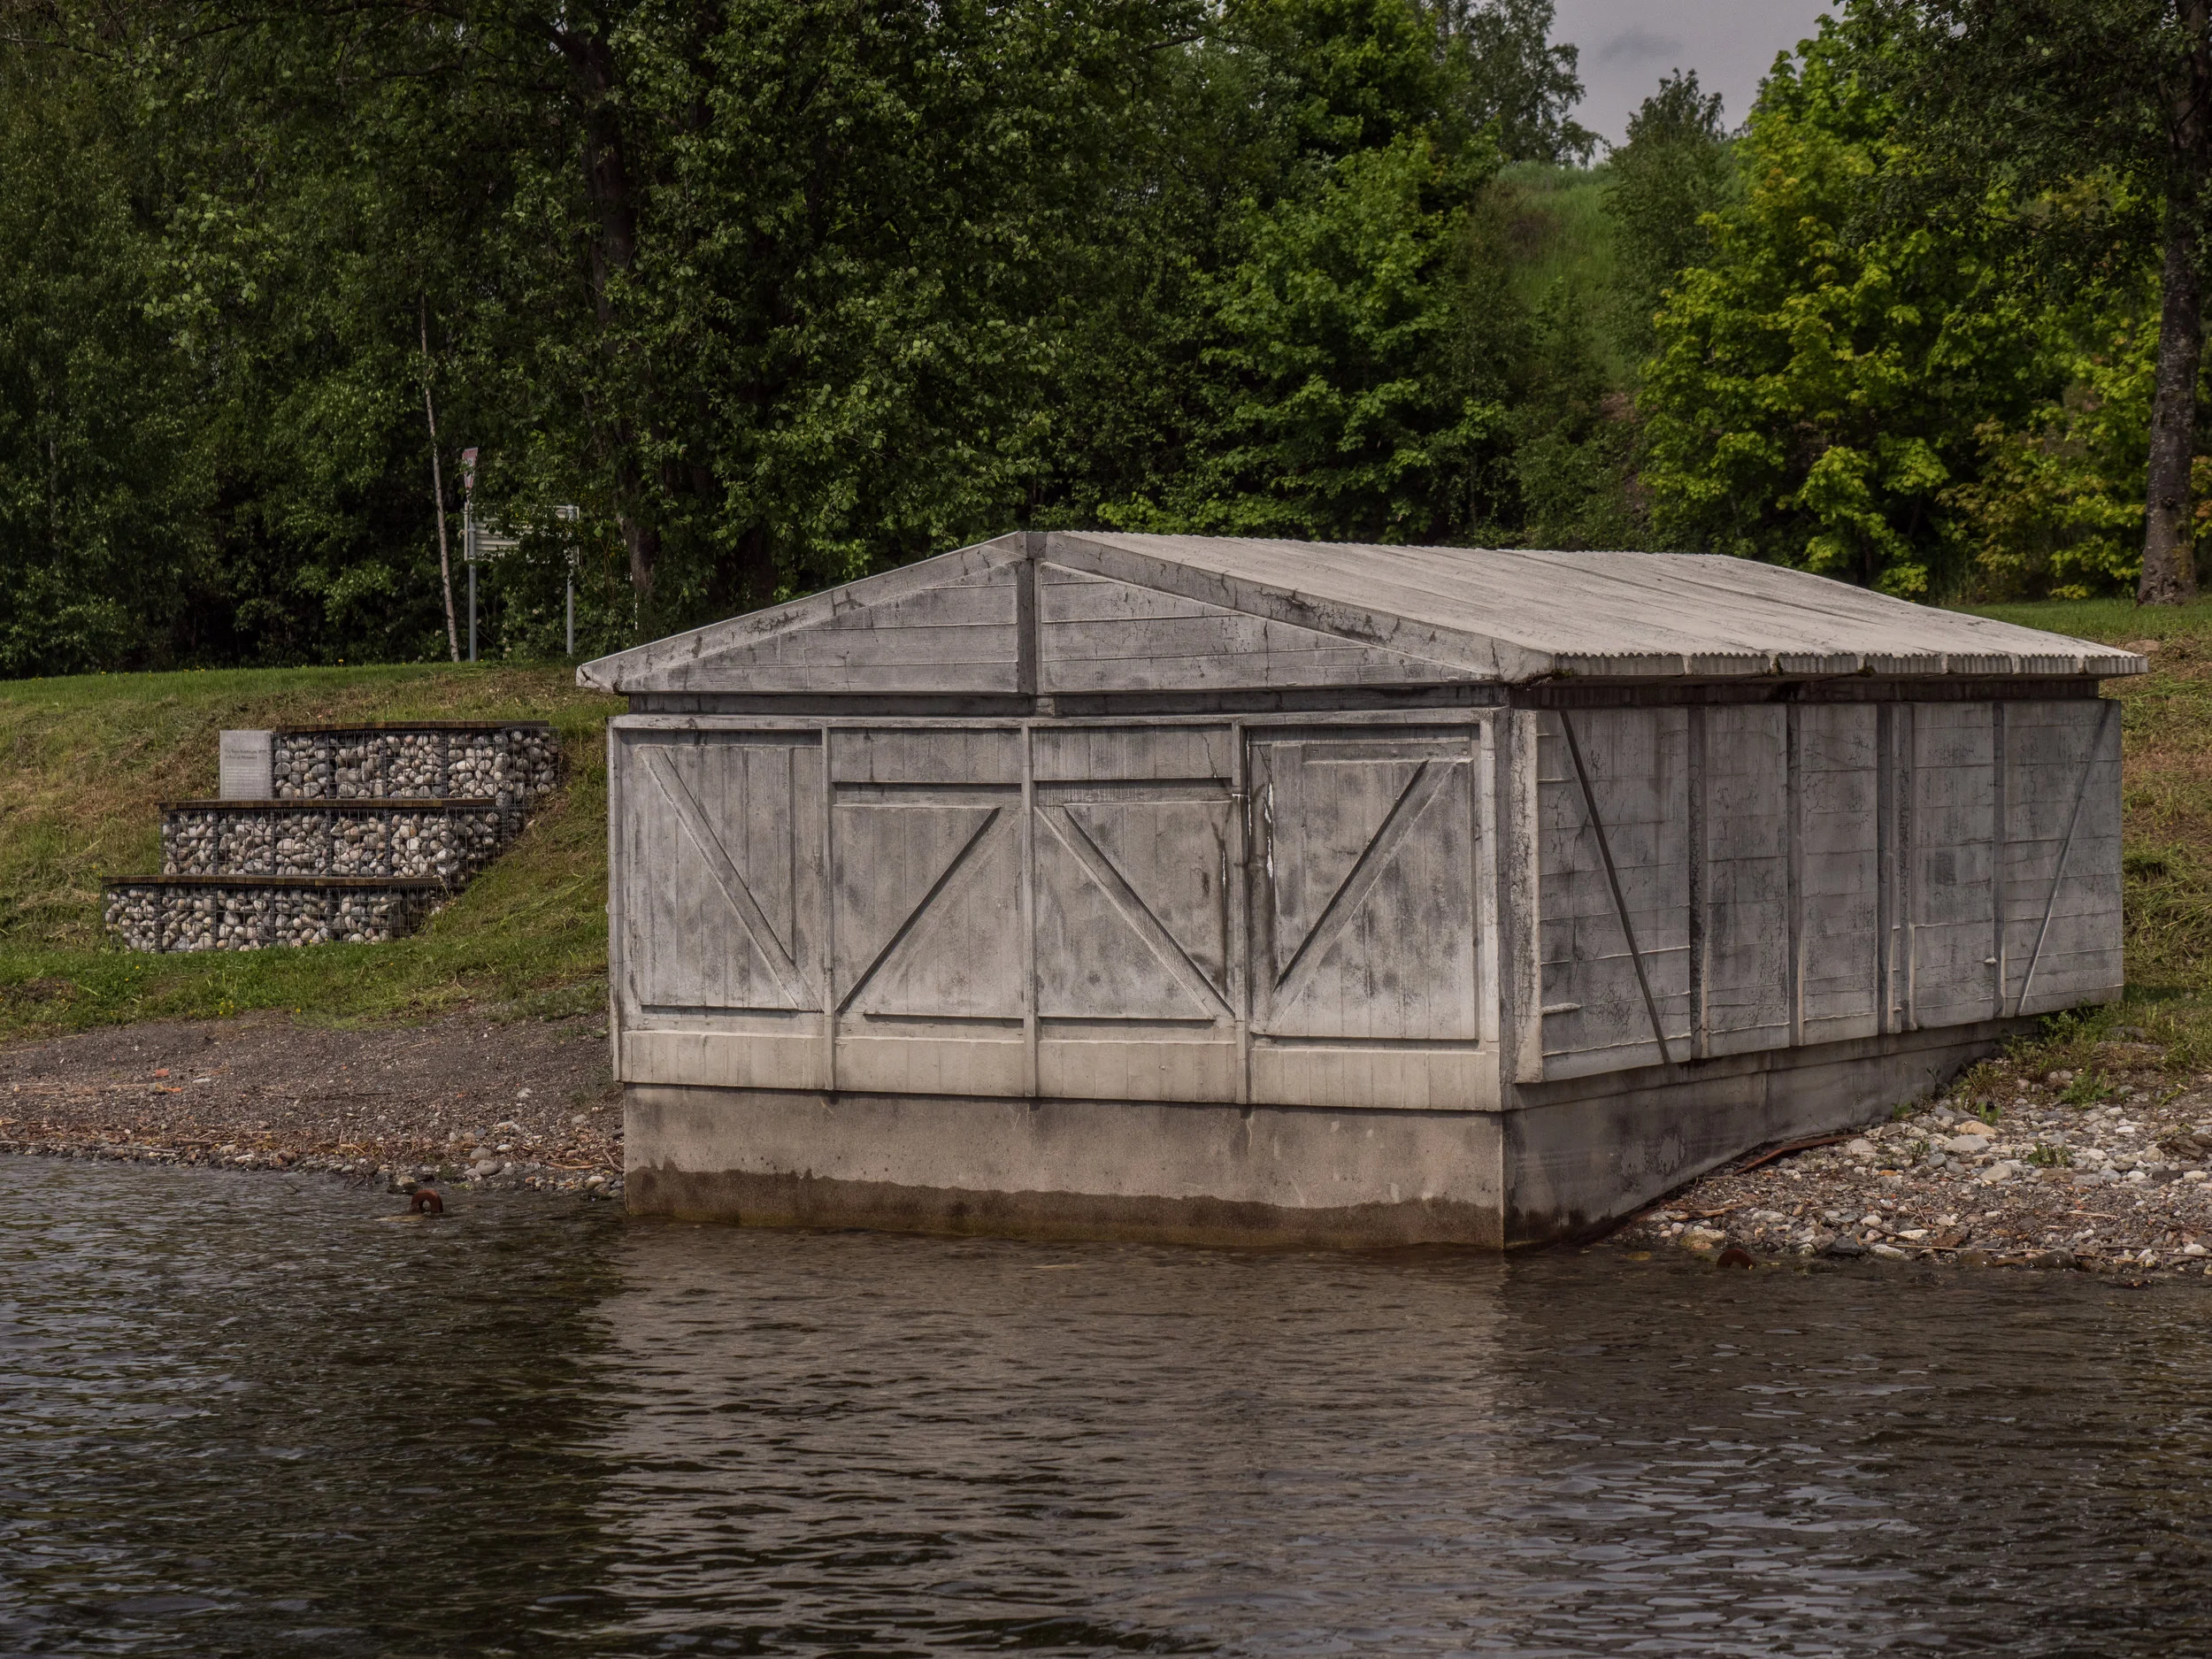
(8, 599, 2212, 1071)
(0, 664, 622, 1041)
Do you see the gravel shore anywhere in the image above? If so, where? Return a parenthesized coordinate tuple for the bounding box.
(13, 1010, 2212, 1265)
(0, 1009, 624, 1200)
(1606, 1038, 2212, 1276)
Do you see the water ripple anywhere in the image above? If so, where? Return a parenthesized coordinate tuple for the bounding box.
(3, 1157, 2210, 1655)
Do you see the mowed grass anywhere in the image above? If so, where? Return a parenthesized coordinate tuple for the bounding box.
(9, 595, 2212, 1075)
(0, 664, 622, 1041)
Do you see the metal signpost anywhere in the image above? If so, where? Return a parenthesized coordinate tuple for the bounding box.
(458, 465, 580, 662)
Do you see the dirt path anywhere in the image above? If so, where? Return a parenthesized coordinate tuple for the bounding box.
(0, 1010, 622, 1195)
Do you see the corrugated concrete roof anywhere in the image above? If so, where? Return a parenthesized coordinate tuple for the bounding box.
(1073, 534, 2145, 679)
(579, 532, 2147, 693)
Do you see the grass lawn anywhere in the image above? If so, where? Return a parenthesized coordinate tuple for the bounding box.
(0, 664, 622, 1042)
(7, 595, 2212, 1083)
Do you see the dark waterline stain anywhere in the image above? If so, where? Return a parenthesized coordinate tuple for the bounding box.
(4, 1155, 2211, 1656)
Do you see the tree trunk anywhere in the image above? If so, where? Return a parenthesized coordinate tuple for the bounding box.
(2140, 0, 2211, 605)
(555, 19, 662, 605)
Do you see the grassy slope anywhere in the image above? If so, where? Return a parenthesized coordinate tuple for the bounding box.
(1486, 160, 1635, 390)
(8, 595, 2212, 1075)
(0, 664, 622, 1041)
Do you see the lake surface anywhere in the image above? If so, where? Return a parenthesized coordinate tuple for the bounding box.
(4, 1157, 2211, 1658)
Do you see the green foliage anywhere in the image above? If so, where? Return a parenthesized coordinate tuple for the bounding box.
(1442, 163, 1640, 549)
(4, 0, 2191, 649)
(1114, 134, 1510, 541)
(1605, 69, 1736, 353)
(1872, 0, 2179, 264)
(2062, 1068, 2116, 1106)
(0, 50, 204, 675)
(1948, 299, 2160, 597)
(1439, 0, 1596, 164)
(0, 0, 1611, 671)
(1638, 15, 2061, 593)
(1855, 0, 2200, 601)
(603, 0, 1198, 618)
(1496, 276, 1641, 549)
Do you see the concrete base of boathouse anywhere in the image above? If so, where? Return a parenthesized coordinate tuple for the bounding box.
(1502, 1017, 2039, 1243)
(623, 1018, 2037, 1248)
(625, 1085, 1509, 1248)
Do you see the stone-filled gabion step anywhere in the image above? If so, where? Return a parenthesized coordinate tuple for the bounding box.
(269, 720, 557, 805)
(160, 799, 513, 882)
(106, 719, 559, 954)
(103, 877, 443, 953)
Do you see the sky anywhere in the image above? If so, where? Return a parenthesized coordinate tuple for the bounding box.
(1551, 0, 1838, 149)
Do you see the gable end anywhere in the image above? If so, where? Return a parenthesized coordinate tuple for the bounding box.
(1037, 564, 1479, 691)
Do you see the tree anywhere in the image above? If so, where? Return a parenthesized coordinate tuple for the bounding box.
(1092, 0, 1525, 541)
(1638, 17, 2060, 594)
(1124, 134, 1510, 540)
(1947, 302, 2162, 597)
(1435, 0, 1595, 163)
(0, 0, 1608, 670)
(1606, 69, 1735, 351)
(1875, 0, 2211, 603)
(0, 44, 201, 674)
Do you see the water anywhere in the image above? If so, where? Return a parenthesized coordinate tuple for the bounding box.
(4, 1158, 2210, 1658)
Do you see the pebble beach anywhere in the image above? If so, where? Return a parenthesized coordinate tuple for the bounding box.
(1608, 1036, 2212, 1275)
(10, 1008, 2212, 1269)
(0, 1009, 624, 1201)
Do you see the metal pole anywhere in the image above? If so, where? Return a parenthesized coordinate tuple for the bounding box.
(565, 561, 575, 657)
(468, 560, 477, 664)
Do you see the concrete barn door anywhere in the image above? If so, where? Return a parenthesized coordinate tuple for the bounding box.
(624, 733, 822, 1018)
(1901, 698, 2123, 1026)
(1521, 697, 2124, 1086)
(826, 726, 1028, 1096)
(614, 730, 833, 1093)
(1030, 726, 1242, 1102)
(1245, 727, 1491, 1110)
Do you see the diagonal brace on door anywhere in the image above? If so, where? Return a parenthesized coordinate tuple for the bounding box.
(1557, 711, 1673, 1064)
(834, 807, 1006, 1015)
(642, 747, 811, 1009)
(1271, 759, 1456, 1003)
(1045, 805, 1233, 1018)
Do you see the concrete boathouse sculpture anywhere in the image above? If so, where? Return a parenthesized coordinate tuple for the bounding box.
(579, 533, 2140, 1247)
